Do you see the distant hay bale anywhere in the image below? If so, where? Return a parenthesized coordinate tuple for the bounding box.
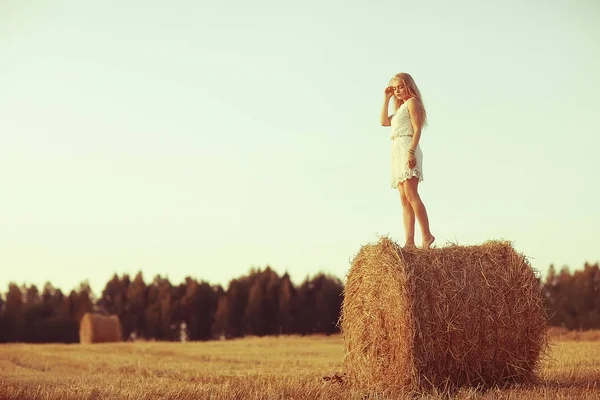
(339, 236, 549, 395)
(79, 313, 123, 344)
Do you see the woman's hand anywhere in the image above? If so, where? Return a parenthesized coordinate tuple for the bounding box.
(381, 87, 394, 126)
(384, 86, 394, 100)
(407, 153, 416, 169)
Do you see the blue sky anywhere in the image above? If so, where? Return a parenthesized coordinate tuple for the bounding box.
(1, 0, 599, 296)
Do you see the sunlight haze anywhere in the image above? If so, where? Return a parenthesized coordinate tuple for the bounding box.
(1, 0, 599, 296)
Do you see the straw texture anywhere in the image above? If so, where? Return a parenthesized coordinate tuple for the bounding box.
(79, 313, 123, 344)
(339, 236, 548, 395)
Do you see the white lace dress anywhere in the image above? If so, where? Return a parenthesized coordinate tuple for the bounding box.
(389, 100, 423, 188)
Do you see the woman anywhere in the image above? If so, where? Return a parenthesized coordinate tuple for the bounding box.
(380, 72, 435, 249)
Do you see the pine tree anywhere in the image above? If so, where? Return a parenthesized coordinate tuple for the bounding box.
(126, 271, 147, 340)
(197, 281, 220, 340)
(245, 277, 267, 336)
(278, 273, 298, 334)
(75, 281, 94, 323)
(212, 293, 228, 339)
(4, 283, 24, 342)
(0, 294, 5, 342)
(226, 278, 250, 338)
(314, 274, 344, 335)
(145, 276, 175, 340)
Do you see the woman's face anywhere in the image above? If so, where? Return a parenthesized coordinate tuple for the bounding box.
(391, 79, 408, 100)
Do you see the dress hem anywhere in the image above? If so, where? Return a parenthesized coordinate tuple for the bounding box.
(391, 170, 423, 188)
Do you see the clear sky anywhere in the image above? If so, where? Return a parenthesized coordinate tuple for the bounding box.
(1, 0, 599, 297)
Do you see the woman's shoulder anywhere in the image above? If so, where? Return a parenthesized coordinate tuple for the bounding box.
(404, 97, 419, 111)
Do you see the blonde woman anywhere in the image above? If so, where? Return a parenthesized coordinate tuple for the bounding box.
(381, 72, 435, 249)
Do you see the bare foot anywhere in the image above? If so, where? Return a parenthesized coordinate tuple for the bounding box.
(423, 235, 435, 250)
(404, 242, 416, 249)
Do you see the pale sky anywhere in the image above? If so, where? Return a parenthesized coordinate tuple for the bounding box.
(1, 0, 599, 297)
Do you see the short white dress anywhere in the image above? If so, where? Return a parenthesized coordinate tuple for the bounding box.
(389, 99, 423, 188)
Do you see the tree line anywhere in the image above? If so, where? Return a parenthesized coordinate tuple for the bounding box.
(0, 262, 598, 343)
(0, 266, 343, 343)
(542, 263, 600, 330)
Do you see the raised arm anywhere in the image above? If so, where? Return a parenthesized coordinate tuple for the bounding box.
(380, 86, 394, 126)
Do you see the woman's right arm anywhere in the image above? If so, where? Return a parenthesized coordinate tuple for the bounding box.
(380, 87, 393, 126)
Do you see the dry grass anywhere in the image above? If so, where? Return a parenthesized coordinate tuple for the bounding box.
(340, 237, 548, 396)
(0, 335, 599, 399)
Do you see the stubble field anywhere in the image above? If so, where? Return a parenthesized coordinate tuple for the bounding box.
(1, 334, 599, 399)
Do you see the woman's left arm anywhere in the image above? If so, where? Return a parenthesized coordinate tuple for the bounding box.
(406, 99, 423, 153)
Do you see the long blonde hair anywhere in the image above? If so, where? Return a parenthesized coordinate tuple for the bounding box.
(388, 72, 427, 127)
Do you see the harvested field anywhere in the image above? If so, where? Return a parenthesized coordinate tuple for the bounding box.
(1, 334, 599, 399)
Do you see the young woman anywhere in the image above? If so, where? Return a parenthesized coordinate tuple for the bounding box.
(380, 72, 435, 249)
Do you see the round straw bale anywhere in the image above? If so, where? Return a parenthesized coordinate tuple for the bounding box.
(79, 312, 123, 344)
(339, 236, 549, 395)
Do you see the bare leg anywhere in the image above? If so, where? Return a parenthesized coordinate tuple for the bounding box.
(397, 182, 416, 248)
(403, 177, 435, 249)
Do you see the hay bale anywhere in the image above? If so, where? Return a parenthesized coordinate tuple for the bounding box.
(339, 236, 548, 395)
(79, 312, 123, 344)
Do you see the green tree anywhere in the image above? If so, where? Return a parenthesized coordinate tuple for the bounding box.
(314, 274, 344, 335)
(98, 273, 132, 339)
(571, 263, 600, 329)
(296, 273, 344, 335)
(225, 277, 250, 338)
(277, 273, 298, 334)
(4, 283, 24, 342)
(125, 271, 147, 339)
(0, 294, 6, 342)
(180, 278, 221, 341)
(71, 281, 94, 323)
(145, 276, 175, 340)
(245, 275, 268, 336)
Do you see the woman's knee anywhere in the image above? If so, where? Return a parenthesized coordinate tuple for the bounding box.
(404, 178, 421, 204)
(398, 185, 410, 207)
(400, 194, 410, 207)
(405, 188, 420, 205)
